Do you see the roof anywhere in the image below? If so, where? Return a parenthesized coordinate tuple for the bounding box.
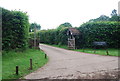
(67, 28, 80, 35)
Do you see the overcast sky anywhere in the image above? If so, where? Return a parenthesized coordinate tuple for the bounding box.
(0, 0, 119, 29)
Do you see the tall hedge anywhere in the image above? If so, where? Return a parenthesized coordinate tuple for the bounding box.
(35, 21, 119, 48)
(2, 8, 30, 50)
(78, 21, 120, 48)
(39, 28, 68, 45)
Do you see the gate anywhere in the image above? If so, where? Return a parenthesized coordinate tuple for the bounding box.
(68, 38, 75, 49)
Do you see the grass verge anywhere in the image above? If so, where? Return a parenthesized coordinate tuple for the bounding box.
(46, 44, 119, 56)
(2, 48, 48, 80)
(74, 48, 119, 56)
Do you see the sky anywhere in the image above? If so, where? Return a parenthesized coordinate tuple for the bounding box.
(0, 0, 119, 29)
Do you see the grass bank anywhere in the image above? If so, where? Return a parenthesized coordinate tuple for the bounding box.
(2, 48, 48, 80)
(46, 44, 119, 56)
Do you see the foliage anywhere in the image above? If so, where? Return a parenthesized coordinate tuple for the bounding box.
(2, 8, 30, 51)
(29, 9, 119, 49)
(29, 32, 40, 39)
(29, 23, 41, 32)
(29, 26, 70, 46)
(89, 9, 120, 22)
(39, 28, 69, 45)
(57, 22, 72, 30)
(32, 21, 119, 49)
(109, 9, 120, 21)
(89, 15, 110, 22)
(111, 9, 117, 16)
(109, 15, 120, 21)
(35, 22, 72, 46)
(78, 21, 120, 48)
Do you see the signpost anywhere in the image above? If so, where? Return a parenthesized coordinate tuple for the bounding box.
(93, 41, 109, 55)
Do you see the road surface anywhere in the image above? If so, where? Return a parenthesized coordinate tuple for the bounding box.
(24, 44, 119, 79)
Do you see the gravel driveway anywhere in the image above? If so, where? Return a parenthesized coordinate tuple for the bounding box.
(24, 44, 119, 79)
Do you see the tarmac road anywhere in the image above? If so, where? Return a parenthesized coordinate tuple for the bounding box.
(24, 44, 119, 79)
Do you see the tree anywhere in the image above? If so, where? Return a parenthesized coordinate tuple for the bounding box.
(109, 9, 120, 21)
(111, 9, 117, 16)
(89, 15, 110, 22)
(88, 9, 120, 22)
(57, 22, 72, 30)
(29, 23, 41, 32)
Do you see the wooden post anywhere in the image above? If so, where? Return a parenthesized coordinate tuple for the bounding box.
(106, 50, 109, 55)
(105, 46, 109, 55)
(94, 46, 96, 53)
(30, 59, 32, 70)
(73, 37, 75, 49)
(45, 54, 47, 59)
(83, 48, 84, 52)
(16, 66, 19, 75)
(94, 50, 96, 53)
(68, 38, 69, 49)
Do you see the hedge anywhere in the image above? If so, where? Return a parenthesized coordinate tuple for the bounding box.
(2, 8, 30, 50)
(78, 21, 120, 48)
(29, 27, 81, 48)
(39, 28, 68, 45)
(29, 22, 119, 49)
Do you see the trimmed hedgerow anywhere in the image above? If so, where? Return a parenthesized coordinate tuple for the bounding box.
(39, 28, 68, 45)
(35, 21, 119, 48)
(2, 8, 30, 51)
(78, 21, 120, 48)
(30, 21, 119, 49)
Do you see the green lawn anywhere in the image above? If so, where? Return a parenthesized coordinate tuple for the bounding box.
(2, 49, 48, 80)
(46, 44, 119, 57)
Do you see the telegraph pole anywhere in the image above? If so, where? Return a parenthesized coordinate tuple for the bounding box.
(34, 24, 36, 48)
(39, 32, 41, 50)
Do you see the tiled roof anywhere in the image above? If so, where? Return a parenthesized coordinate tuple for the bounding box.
(68, 28, 80, 35)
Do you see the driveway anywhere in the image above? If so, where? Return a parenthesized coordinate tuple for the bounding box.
(24, 44, 119, 79)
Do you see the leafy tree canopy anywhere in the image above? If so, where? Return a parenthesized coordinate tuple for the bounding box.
(89, 15, 110, 22)
(30, 23, 41, 32)
(89, 9, 120, 22)
(111, 9, 117, 16)
(57, 22, 72, 30)
(109, 9, 120, 21)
